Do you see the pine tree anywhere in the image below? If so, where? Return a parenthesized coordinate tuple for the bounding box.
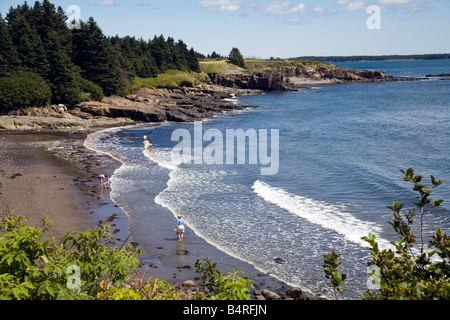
(188, 47, 201, 73)
(45, 30, 81, 105)
(72, 17, 124, 96)
(228, 47, 245, 68)
(8, 15, 50, 78)
(0, 14, 19, 76)
(151, 34, 174, 72)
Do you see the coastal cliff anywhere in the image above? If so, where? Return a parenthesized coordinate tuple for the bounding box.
(0, 59, 422, 130)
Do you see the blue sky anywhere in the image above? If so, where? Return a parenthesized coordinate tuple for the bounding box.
(1, 0, 449, 58)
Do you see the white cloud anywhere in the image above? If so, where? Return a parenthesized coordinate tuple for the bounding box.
(337, 0, 367, 11)
(263, 1, 306, 16)
(197, 0, 245, 13)
(96, 0, 116, 5)
(379, 0, 414, 4)
(378, 0, 433, 12)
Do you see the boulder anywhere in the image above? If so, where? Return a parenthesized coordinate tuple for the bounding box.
(261, 289, 281, 300)
(182, 280, 196, 288)
(286, 287, 304, 300)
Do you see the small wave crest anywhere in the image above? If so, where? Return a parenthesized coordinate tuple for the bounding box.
(252, 180, 391, 249)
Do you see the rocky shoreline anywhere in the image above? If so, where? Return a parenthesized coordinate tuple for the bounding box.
(0, 84, 259, 130)
(0, 61, 427, 131)
(0, 63, 425, 300)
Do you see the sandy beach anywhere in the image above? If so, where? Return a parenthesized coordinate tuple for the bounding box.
(0, 130, 129, 242)
(0, 127, 295, 299)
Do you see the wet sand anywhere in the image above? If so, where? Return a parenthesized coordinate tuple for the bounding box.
(0, 130, 128, 243)
(0, 129, 293, 298)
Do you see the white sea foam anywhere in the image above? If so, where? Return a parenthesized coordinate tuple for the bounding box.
(252, 180, 392, 249)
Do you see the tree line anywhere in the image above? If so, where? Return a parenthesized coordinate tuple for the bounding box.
(0, 0, 200, 112)
(295, 53, 450, 63)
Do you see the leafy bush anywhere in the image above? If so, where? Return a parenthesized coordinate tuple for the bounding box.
(361, 168, 450, 299)
(0, 69, 51, 113)
(77, 76, 104, 101)
(0, 212, 141, 300)
(195, 257, 253, 300)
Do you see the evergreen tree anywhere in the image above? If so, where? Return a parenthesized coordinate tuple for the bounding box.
(151, 34, 174, 72)
(8, 15, 50, 78)
(45, 30, 81, 105)
(72, 17, 124, 96)
(228, 47, 245, 68)
(0, 14, 19, 76)
(31, 0, 72, 56)
(188, 47, 201, 73)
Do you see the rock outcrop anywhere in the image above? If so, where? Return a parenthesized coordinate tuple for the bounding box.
(76, 85, 258, 123)
(0, 84, 258, 130)
(207, 62, 423, 92)
(208, 72, 288, 91)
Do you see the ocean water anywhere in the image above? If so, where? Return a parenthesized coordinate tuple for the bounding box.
(85, 59, 450, 299)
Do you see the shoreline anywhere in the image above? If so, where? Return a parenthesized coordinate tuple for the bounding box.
(0, 125, 315, 300)
(84, 123, 316, 300)
(0, 81, 342, 300)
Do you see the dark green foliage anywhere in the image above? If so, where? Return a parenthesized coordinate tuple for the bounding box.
(8, 15, 50, 78)
(72, 17, 124, 96)
(228, 47, 245, 68)
(45, 30, 81, 106)
(0, 69, 51, 112)
(0, 0, 201, 108)
(77, 75, 104, 101)
(0, 14, 19, 77)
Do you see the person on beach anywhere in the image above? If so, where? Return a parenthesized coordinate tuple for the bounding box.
(175, 215, 185, 241)
(98, 174, 107, 184)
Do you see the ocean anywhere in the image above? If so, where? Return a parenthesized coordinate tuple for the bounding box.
(84, 59, 450, 299)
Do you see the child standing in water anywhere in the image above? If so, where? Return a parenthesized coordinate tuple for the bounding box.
(175, 215, 185, 241)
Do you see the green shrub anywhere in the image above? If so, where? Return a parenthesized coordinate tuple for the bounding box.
(361, 168, 450, 300)
(78, 76, 104, 101)
(0, 212, 141, 300)
(0, 69, 51, 112)
(195, 257, 253, 300)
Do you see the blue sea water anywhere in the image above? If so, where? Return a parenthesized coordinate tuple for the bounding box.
(85, 59, 450, 299)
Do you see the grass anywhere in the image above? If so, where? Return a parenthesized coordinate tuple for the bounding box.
(131, 58, 338, 90)
(131, 70, 210, 90)
(244, 58, 336, 72)
(199, 59, 246, 75)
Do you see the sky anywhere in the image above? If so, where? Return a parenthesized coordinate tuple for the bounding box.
(1, 0, 449, 58)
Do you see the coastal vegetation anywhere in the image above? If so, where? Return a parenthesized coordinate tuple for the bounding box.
(131, 70, 210, 90)
(0, 211, 253, 300)
(325, 168, 450, 300)
(0, 0, 201, 112)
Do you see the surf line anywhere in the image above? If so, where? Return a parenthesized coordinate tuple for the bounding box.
(83, 128, 130, 167)
(170, 121, 280, 175)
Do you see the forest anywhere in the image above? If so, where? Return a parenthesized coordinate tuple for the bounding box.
(0, 0, 201, 111)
